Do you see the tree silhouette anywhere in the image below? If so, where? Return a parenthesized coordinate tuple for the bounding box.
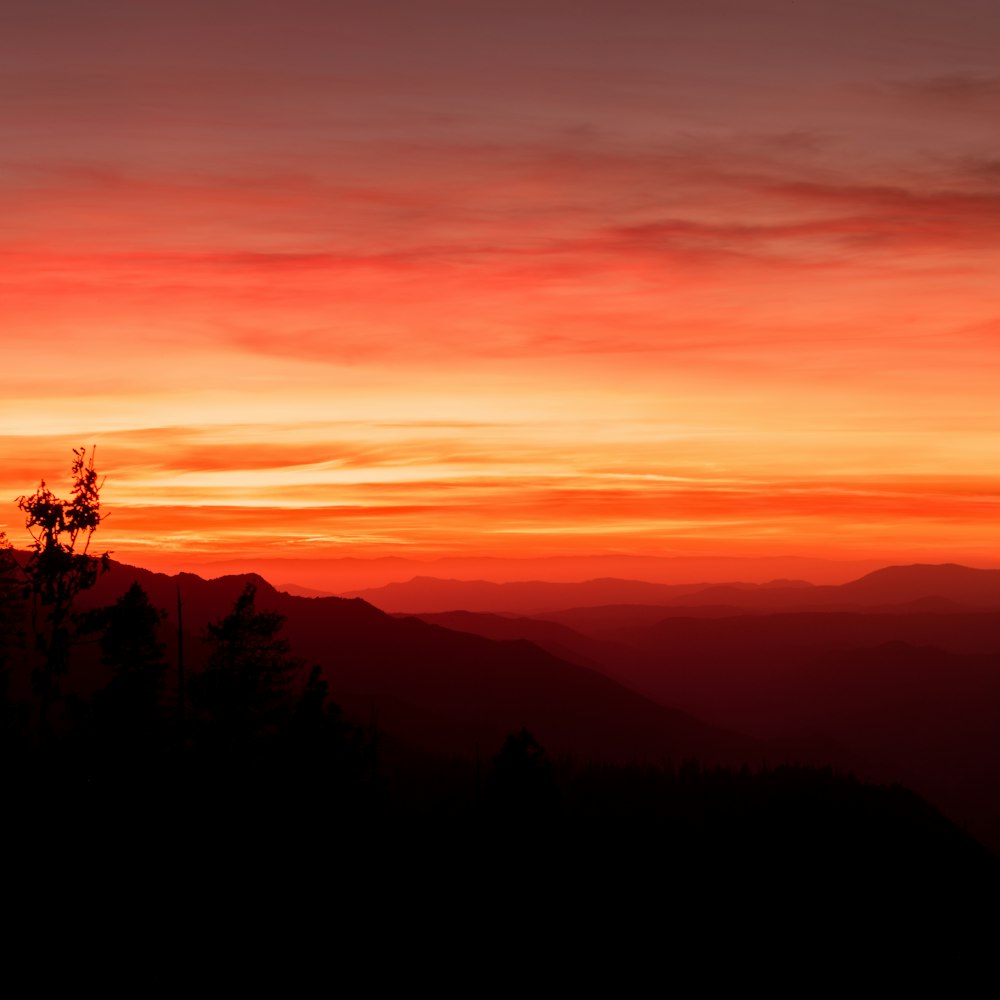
(87, 582, 168, 762)
(488, 727, 558, 820)
(288, 665, 374, 794)
(192, 582, 304, 754)
(16, 447, 109, 727)
(94, 582, 167, 677)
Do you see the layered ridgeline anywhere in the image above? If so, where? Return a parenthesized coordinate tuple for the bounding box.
(43, 559, 766, 767)
(3, 556, 997, 888)
(348, 565, 1000, 852)
(339, 563, 1000, 614)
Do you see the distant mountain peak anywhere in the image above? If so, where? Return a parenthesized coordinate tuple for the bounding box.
(841, 562, 1000, 606)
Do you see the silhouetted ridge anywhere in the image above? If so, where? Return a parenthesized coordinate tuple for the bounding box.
(839, 563, 1000, 605)
(339, 575, 801, 613)
(345, 562, 1000, 614)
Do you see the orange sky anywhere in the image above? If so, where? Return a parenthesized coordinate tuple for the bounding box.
(3, 2, 1000, 579)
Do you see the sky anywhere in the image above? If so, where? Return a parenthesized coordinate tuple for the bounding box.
(3, 1, 1000, 579)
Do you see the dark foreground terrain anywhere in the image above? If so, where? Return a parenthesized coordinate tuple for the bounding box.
(3, 557, 998, 922)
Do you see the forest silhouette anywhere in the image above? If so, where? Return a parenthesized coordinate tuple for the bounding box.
(2, 450, 997, 905)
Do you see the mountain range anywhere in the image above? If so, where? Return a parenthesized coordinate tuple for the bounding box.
(336, 563, 1000, 614)
(18, 556, 997, 852)
(71, 560, 767, 768)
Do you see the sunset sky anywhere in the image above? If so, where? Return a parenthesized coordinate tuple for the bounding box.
(3, 1, 1000, 579)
